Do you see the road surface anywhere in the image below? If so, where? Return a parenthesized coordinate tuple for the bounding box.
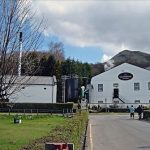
(86, 114, 150, 150)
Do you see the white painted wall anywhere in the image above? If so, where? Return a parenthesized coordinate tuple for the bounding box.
(10, 84, 57, 103)
(90, 63, 150, 105)
(9, 76, 57, 103)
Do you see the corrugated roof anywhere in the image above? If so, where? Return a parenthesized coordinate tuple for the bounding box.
(4, 76, 57, 85)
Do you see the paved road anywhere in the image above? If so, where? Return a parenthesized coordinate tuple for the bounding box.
(86, 114, 150, 150)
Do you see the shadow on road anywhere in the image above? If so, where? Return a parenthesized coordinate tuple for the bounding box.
(137, 146, 150, 149)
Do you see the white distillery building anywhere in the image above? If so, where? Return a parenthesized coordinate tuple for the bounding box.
(89, 63, 150, 107)
(9, 76, 57, 103)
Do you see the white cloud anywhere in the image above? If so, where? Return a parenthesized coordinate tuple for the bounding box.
(31, 0, 150, 57)
(104, 59, 115, 71)
(101, 54, 112, 63)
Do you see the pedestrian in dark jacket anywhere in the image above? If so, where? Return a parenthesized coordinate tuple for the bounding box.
(136, 105, 143, 120)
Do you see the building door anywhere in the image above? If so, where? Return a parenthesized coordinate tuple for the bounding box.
(113, 88, 119, 98)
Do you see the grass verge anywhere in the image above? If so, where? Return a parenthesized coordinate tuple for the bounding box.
(0, 111, 88, 150)
(0, 114, 67, 150)
(21, 111, 88, 150)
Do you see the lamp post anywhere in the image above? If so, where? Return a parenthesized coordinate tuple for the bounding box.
(52, 76, 57, 103)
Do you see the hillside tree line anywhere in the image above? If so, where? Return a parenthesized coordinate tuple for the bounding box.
(21, 41, 92, 83)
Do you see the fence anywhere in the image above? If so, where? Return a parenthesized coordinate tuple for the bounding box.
(0, 108, 76, 116)
(89, 103, 150, 109)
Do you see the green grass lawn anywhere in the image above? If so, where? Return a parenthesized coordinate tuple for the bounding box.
(0, 114, 67, 150)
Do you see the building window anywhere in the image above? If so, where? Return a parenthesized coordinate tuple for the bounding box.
(114, 101, 119, 104)
(98, 101, 103, 104)
(98, 84, 103, 92)
(135, 100, 140, 103)
(134, 83, 140, 91)
(149, 100, 150, 103)
(113, 83, 119, 87)
(148, 82, 150, 90)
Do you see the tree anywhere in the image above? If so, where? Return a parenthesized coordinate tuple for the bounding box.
(55, 61, 62, 80)
(44, 55, 56, 76)
(61, 58, 72, 75)
(0, 0, 43, 103)
(48, 41, 65, 62)
(22, 51, 40, 75)
(38, 54, 48, 76)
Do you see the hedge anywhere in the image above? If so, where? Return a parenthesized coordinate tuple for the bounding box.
(0, 103, 73, 109)
(0, 103, 74, 113)
(143, 110, 150, 120)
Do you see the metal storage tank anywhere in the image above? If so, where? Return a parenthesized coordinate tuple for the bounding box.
(65, 77, 79, 102)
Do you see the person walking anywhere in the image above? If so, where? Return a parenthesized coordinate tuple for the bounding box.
(136, 105, 143, 120)
(129, 105, 135, 119)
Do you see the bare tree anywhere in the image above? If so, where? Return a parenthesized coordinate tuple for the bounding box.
(0, 0, 44, 103)
(48, 41, 65, 62)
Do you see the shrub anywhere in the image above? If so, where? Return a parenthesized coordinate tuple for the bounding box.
(143, 110, 150, 120)
(0, 103, 74, 113)
(91, 105, 98, 110)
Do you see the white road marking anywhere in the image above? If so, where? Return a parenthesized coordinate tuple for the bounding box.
(90, 123, 94, 150)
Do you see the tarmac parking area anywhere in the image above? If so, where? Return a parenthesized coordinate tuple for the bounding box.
(85, 114, 150, 150)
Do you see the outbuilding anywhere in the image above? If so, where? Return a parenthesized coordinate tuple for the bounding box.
(9, 76, 57, 103)
(89, 63, 150, 107)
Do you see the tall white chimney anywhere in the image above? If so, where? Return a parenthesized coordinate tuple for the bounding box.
(18, 32, 22, 76)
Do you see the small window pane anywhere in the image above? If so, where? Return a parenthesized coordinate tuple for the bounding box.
(98, 101, 103, 104)
(135, 100, 140, 103)
(114, 101, 119, 104)
(113, 83, 119, 87)
(134, 83, 140, 91)
(98, 84, 103, 92)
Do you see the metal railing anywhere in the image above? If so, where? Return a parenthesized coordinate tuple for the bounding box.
(0, 108, 75, 116)
(89, 103, 150, 109)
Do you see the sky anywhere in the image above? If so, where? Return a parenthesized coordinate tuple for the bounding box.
(31, 0, 150, 64)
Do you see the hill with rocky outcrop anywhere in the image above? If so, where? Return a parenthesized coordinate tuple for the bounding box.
(111, 50, 150, 69)
(91, 50, 150, 76)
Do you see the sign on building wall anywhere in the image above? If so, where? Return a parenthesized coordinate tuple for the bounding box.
(118, 72, 133, 80)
